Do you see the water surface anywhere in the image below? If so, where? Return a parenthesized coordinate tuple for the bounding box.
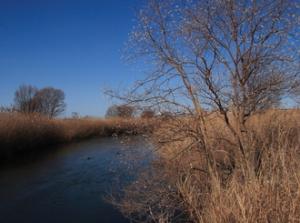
(0, 137, 152, 223)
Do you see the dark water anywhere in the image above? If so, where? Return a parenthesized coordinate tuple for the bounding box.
(0, 137, 152, 223)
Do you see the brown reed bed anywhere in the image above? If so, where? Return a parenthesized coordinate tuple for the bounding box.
(114, 109, 300, 223)
(0, 113, 154, 161)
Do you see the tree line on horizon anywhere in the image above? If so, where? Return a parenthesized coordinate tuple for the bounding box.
(1, 84, 66, 118)
(105, 104, 156, 119)
(0, 84, 157, 119)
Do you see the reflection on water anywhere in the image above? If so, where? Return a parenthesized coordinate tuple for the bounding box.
(0, 136, 152, 223)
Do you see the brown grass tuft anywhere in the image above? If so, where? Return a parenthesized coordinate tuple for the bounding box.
(0, 113, 154, 161)
(115, 109, 300, 223)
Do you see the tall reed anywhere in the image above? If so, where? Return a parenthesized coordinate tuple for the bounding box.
(115, 109, 300, 223)
(0, 113, 153, 160)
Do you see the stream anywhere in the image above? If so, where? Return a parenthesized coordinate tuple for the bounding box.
(0, 136, 152, 223)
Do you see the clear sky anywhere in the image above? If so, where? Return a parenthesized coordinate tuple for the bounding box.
(0, 0, 142, 117)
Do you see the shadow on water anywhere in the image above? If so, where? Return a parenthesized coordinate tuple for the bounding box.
(0, 136, 153, 223)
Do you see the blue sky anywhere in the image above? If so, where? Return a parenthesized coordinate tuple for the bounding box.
(0, 0, 142, 117)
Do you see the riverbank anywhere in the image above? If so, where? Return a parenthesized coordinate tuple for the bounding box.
(0, 113, 154, 161)
(116, 109, 300, 222)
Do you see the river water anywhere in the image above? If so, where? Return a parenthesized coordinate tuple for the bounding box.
(0, 137, 152, 223)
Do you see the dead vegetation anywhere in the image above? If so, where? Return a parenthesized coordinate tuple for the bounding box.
(113, 109, 300, 223)
(0, 113, 154, 161)
(108, 0, 300, 221)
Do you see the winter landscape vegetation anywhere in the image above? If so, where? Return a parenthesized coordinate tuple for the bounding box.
(1, 0, 300, 222)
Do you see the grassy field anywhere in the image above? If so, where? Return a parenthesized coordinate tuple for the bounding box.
(115, 109, 300, 223)
(0, 113, 153, 161)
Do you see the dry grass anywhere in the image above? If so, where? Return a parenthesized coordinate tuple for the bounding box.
(115, 109, 300, 223)
(0, 113, 154, 161)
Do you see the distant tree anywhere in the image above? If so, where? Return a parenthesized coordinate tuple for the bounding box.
(34, 87, 66, 118)
(71, 112, 80, 119)
(141, 109, 155, 118)
(105, 104, 135, 118)
(0, 105, 15, 113)
(292, 80, 300, 106)
(105, 105, 119, 118)
(14, 85, 39, 114)
(117, 105, 135, 118)
(14, 85, 66, 118)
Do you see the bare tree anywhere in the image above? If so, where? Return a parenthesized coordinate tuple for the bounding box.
(105, 104, 135, 118)
(0, 105, 16, 113)
(105, 105, 119, 118)
(291, 79, 300, 106)
(117, 105, 135, 118)
(14, 85, 39, 114)
(14, 85, 66, 118)
(34, 87, 66, 118)
(71, 112, 80, 119)
(107, 1, 300, 221)
(109, 0, 300, 162)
